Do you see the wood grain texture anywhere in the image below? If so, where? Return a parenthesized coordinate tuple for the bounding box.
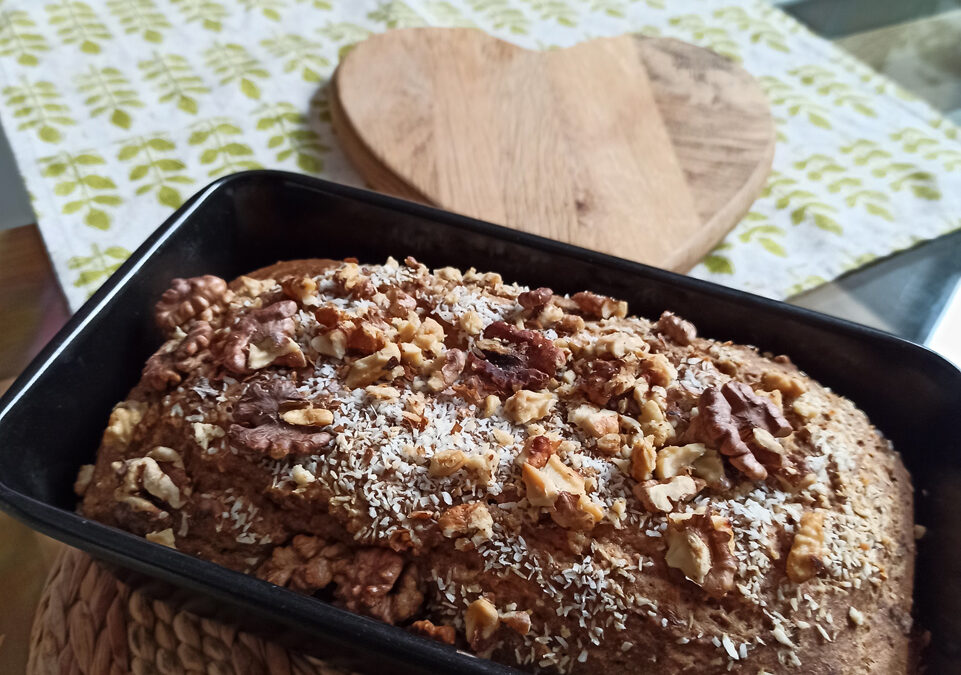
(332, 28, 775, 272)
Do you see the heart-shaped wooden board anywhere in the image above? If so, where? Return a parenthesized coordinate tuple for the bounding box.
(331, 28, 774, 272)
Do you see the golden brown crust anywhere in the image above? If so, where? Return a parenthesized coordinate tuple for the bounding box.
(78, 257, 915, 673)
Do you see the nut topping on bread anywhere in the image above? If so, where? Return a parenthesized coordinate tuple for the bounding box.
(79, 257, 916, 674)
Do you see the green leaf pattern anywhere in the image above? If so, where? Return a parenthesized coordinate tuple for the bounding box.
(0, 0, 957, 309)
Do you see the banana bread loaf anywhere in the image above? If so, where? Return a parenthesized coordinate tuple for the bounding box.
(76, 257, 915, 673)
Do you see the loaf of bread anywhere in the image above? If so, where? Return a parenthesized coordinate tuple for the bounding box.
(77, 257, 916, 673)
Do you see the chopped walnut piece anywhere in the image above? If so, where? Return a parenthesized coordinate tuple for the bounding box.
(761, 370, 807, 399)
(691, 448, 729, 489)
(655, 443, 708, 479)
(666, 525, 712, 584)
(578, 358, 637, 406)
(427, 349, 467, 392)
(524, 435, 554, 469)
(114, 456, 186, 513)
(465, 598, 500, 652)
(568, 404, 619, 438)
(145, 528, 176, 548)
(499, 611, 532, 636)
(411, 620, 456, 645)
(503, 390, 556, 424)
(636, 398, 675, 446)
(523, 455, 585, 507)
(630, 435, 657, 481)
(346, 342, 401, 389)
(386, 288, 417, 318)
(466, 321, 564, 396)
(691, 381, 792, 481)
(654, 311, 697, 346)
(311, 328, 348, 360)
(291, 464, 316, 486)
(518, 287, 553, 310)
(665, 513, 736, 598)
(459, 310, 484, 335)
(639, 352, 677, 388)
(571, 291, 627, 319)
(221, 301, 306, 374)
(633, 475, 702, 513)
(430, 448, 466, 477)
(154, 275, 227, 334)
(551, 491, 603, 531)
(595, 433, 621, 455)
(103, 402, 144, 447)
(280, 407, 334, 427)
(786, 510, 826, 583)
(281, 276, 320, 306)
(438, 502, 494, 543)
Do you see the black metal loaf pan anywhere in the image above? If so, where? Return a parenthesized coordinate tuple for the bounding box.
(2, 171, 960, 673)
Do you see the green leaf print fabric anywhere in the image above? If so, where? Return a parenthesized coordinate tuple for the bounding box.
(0, 0, 959, 308)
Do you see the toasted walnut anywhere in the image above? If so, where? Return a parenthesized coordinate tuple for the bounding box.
(466, 321, 564, 396)
(568, 404, 619, 438)
(480, 395, 501, 418)
(399, 342, 425, 368)
(280, 407, 334, 427)
(691, 448, 729, 489)
(518, 287, 553, 310)
(346, 342, 401, 389)
(691, 381, 792, 481)
(786, 510, 826, 583)
(633, 475, 701, 513)
(155, 275, 227, 334)
(630, 435, 657, 481)
(221, 301, 306, 374)
(464, 447, 500, 486)
(523, 455, 585, 507)
(577, 358, 637, 406)
(147, 445, 184, 469)
(666, 526, 712, 584)
(761, 370, 807, 399)
(499, 611, 532, 636)
(503, 390, 556, 424)
(430, 448, 466, 477)
(551, 491, 603, 531)
(459, 310, 484, 335)
(596, 433, 622, 455)
(291, 464, 316, 486)
(258, 535, 347, 592)
(74, 464, 94, 497)
(438, 502, 494, 543)
(411, 620, 456, 645)
(143, 321, 215, 391)
(334, 549, 424, 624)
(103, 402, 144, 447)
(333, 262, 375, 298)
(146, 528, 176, 548)
(427, 349, 467, 392)
(281, 276, 320, 307)
(230, 379, 331, 459)
(413, 317, 446, 355)
(465, 598, 500, 652)
(311, 327, 348, 360)
(524, 436, 554, 468)
(571, 291, 627, 319)
(636, 398, 675, 446)
(666, 513, 736, 598)
(114, 456, 186, 513)
(229, 423, 331, 460)
(639, 352, 677, 388)
(594, 333, 648, 359)
(654, 311, 697, 346)
(655, 443, 708, 479)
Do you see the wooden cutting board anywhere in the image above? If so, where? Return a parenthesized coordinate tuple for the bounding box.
(331, 28, 775, 272)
